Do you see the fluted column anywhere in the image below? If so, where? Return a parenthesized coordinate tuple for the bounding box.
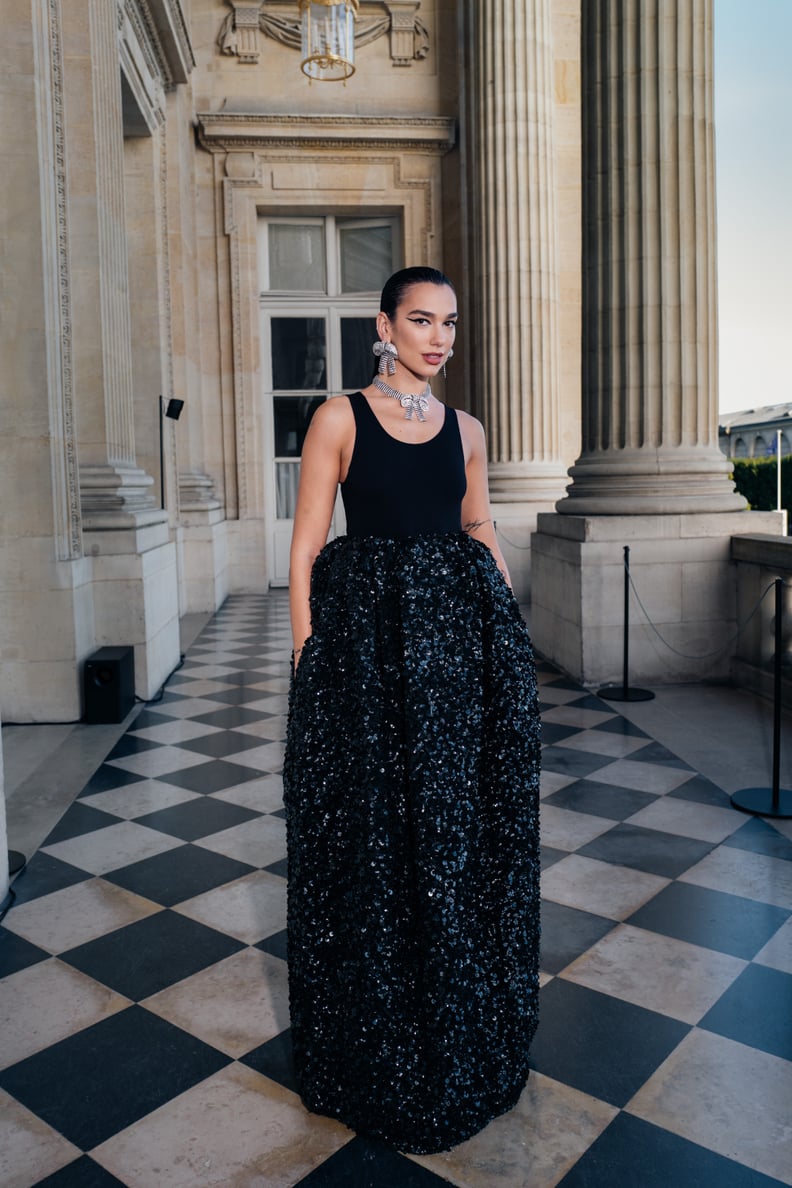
(558, 0, 745, 514)
(467, 0, 567, 501)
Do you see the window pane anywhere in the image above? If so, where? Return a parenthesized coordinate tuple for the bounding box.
(276, 461, 301, 519)
(273, 396, 324, 457)
(341, 317, 377, 389)
(268, 224, 326, 291)
(271, 318, 326, 389)
(339, 225, 393, 292)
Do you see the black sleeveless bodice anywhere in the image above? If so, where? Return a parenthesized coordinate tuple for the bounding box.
(341, 390, 467, 538)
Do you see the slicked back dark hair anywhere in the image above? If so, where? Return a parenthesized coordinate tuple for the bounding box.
(380, 267, 456, 319)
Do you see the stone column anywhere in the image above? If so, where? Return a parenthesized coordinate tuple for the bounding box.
(530, 0, 784, 687)
(467, 0, 568, 505)
(557, 0, 744, 514)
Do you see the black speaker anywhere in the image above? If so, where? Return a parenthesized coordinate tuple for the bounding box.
(83, 646, 135, 724)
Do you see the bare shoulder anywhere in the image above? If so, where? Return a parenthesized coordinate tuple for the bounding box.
(306, 393, 354, 444)
(455, 408, 486, 452)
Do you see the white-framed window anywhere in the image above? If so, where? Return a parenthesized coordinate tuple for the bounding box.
(258, 215, 401, 583)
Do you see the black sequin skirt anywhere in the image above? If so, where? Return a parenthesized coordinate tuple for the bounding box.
(283, 532, 541, 1154)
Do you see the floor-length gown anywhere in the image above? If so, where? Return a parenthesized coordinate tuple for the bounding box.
(283, 391, 541, 1154)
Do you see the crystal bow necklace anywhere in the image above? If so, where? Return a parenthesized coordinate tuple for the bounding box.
(372, 376, 432, 422)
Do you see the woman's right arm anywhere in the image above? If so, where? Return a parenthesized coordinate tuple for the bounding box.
(289, 398, 350, 660)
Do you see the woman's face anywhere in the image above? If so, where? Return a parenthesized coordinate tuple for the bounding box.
(377, 282, 457, 382)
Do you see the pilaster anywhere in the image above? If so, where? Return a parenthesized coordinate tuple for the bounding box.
(62, 0, 162, 527)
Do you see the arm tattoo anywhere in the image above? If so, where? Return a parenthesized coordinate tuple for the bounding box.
(463, 518, 491, 534)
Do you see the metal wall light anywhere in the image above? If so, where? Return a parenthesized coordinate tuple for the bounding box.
(299, 0, 358, 81)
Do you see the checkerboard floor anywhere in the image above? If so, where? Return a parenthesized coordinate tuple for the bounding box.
(2, 592, 791, 1187)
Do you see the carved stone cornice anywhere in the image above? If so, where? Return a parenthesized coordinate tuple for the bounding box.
(217, 0, 428, 67)
(196, 113, 456, 154)
(122, 0, 194, 87)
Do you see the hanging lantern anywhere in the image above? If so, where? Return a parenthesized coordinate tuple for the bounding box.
(299, 0, 358, 82)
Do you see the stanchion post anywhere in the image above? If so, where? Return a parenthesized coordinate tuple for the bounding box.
(599, 545, 654, 703)
(731, 578, 792, 818)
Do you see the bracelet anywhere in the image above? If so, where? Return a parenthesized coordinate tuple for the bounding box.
(293, 646, 303, 657)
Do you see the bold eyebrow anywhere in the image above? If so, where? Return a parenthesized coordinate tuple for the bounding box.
(406, 308, 459, 319)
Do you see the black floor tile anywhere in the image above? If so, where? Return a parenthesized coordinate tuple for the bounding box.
(578, 822, 714, 878)
(626, 882, 790, 960)
(103, 843, 255, 907)
(34, 1156, 129, 1187)
(42, 802, 121, 846)
(241, 1027, 297, 1092)
(666, 773, 731, 806)
(206, 686, 278, 706)
(191, 706, 276, 728)
(202, 671, 269, 689)
(544, 779, 658, 821)
(77, 764, 145, 799)
(224, 649, 281, 662)
(539, 902, 615, 974)
(10, 852, 90, 905)
(590, 717, 650, 739)
(159, 759, 267, 794)
(558, 1112, 786, 1188)
(540, 746, 614, 779)
(0, 928, 50, 977)
(104, 734, 163, 761)
(257, 927, 288, 961)
(176, 729, 268, 759)
(265, 856, 288, 878)
(540, 845, 568, 871)
(127, 708, 173, 732)
(568, 694, 619, 713)
(541, 723, 584, 746)
(134, 796, 260, 841)
(700, 964, 792, 1061)
(0, 1006, 229, 1150)
(723, 817, 792, 861)
(626, 741, 693, 768)
(60, 911, 244, 999)
(530, 979, 689, 1107)
(294, 1137, 455, 1186)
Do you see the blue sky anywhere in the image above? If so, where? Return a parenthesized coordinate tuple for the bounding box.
(715, 0, 792, 413)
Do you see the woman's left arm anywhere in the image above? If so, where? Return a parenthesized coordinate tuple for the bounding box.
(458, 412, 513, 587)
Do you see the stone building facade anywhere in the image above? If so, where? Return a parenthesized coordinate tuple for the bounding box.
(719, 404, 792, 459)
(0, 0, 784, 885)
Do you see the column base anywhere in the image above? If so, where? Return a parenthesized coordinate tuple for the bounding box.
(489, 461, 570, 504)
(531, 510, 785, 686)
(79, 463, 161, 529)
(179, 470, 223, 517)
(556, 448, 748, 515)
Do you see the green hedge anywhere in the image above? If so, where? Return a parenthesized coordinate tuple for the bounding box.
(732, 454, 792, 515)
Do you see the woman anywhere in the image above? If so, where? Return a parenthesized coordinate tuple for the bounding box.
(284, 266, 541, 1154)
